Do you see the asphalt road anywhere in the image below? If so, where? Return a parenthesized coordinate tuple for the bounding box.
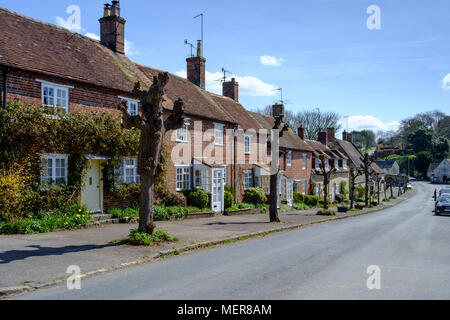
(12, 182, 450, 300)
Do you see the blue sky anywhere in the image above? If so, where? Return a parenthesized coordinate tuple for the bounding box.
(3, 0, 450, 133)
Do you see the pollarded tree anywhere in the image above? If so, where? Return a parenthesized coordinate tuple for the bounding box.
(268, 115, 289, 223)
(313, 154, 336, 209)
(361, 153, 375, 207)
(349, 166, 363, 209)
(118, 72, 185, 234)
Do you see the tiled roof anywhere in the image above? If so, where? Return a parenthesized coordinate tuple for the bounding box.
(0, 7, 136, 92)
(335, 139, 364, 168)
(305, 140, 332, 159)
(371, 163, 384, 174)
(209, 94, 262, 130)
(375, 160, 397, 169)
(0, 6, 239, 125)
(135, 64, 237, 124)
(249, 112, 313, 152)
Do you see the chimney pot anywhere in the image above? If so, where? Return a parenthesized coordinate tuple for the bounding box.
(104, 4, 111, 17)
(196, 40, 203, 57)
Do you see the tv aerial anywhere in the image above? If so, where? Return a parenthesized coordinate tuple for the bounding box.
(215, 67, 232, 83)
(184, 39, 195, 57)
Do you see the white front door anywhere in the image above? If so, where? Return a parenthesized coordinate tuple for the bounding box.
(81, 160, 103, 213)
(211, 168, 224, 212)
(332, 183, 336, 202)
(286, 179, 293, 206)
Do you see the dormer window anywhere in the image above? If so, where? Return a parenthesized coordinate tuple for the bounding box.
(343, 159, 347, 169)
(315, 158, 320, 170)
(334, 159, 338, 168)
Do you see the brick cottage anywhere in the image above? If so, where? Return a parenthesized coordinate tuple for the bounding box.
(0, 2, 326, 213)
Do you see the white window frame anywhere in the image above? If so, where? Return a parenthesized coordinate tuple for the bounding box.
(302, 179, 307, 195)
(40, 154, 69, 186)
(325, 159, 330, 170)
(244, 135, 251, 154)
(334, 159, 338, 168)
(315, 158, 320, 170)
(302, 153, 307, 170)
(119, 97, 140, 117)
(176, 118, 190, 143)
(194, 168, 211, 193)
(244, 170, 253, 190)
(38, 80, 72, 114)
(343, 159, 347, 169)
(117, 157, 140, 184)
(214, 123, 224, 146)
(286, 150, 292, 167)
(176, 165, 191, 191)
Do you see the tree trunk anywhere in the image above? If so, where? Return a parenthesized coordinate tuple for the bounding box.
(138, 175, 155, 234)
(390, 183, 393, 198)
(269, 173, 280, 222)
(323, 180, 329, 210)
(364, 174, 369, 207)
(349, 173, 355, 209)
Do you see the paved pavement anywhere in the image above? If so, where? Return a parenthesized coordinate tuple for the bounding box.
(6, 183, 437, 300)
(0, 188, 409, 291)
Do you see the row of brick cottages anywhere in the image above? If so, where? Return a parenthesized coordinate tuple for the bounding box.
(0, 4, 379, 213)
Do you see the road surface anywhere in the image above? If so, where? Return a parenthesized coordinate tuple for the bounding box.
(12, 182, 450, 300)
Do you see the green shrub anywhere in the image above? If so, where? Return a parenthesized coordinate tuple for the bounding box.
(293, 203, 310, 210)
(224, 190, 234, 209)
(128, 228, 178, 246)
(293, 192, 305, 204)
(244, 188, 267, 205)
(280, 204, 293, 212)
(317, 209, 336, 216)
(390, 196, 397, 200)
(305, 195, 319, 207)
(340, 181, 348, 196)
(335, 194, 344, 203)
(228, 203, 255, 211)
(356, 185, 365, 198)
(187, 189, 209, 209)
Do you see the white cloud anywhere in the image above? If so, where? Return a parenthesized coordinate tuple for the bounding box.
(85, 33, 100, 41)
(441, 73, 450, 90)
(260, 55, 285, 67)
(175, 70, 278, 97)
(344, 115, 400, 132)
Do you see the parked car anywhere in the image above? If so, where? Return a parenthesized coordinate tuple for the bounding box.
(406, 183, 412, 189)
(439, 188, 450, 197)
(435, 196, 450, 216)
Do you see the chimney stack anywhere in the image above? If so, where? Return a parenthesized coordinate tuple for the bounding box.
(99, 1, 126, 54)
(342, 130, 348, 142)
(223, 78, 239, 102)
(297, 125, 305, 140)
(327, 128, 335, 143)
(347, 133, 353, 143)
(186, 40, 206, 89)
(318, 130, 328, 146)
(272, 104, 285, 122)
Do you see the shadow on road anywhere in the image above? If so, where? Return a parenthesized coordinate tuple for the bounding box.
(0, 243, 118, 264)
(204, 221, 266, 226)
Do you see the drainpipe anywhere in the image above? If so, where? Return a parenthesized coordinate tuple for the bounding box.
(233, 124, 238, 204)
(2, 67, 8, 108)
